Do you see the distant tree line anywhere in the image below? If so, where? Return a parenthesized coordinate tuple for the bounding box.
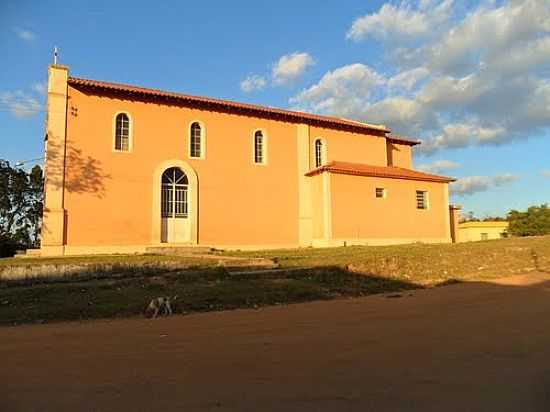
(0, 160, 43, 257)
(460, 211, 507, 223)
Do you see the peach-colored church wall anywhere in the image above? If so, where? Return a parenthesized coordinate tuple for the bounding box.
(309, 126, 387, 167)
(386, 142, 412, 169)
(63, 86, 299, 247)
(330, 173, 450, 242)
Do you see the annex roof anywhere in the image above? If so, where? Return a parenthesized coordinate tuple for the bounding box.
(305, 161, 455, 183)
(68, 76, 392, 135)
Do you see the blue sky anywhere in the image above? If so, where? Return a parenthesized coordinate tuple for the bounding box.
(1, 0, 549, 217)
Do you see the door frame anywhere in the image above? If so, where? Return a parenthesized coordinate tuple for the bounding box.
(152, 160, 198, 245)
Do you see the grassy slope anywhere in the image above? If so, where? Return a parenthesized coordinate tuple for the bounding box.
(223, 236, 550, 285)
(1, 236, 548, 326)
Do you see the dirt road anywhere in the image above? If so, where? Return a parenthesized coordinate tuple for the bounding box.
(2, 273, 550, 411)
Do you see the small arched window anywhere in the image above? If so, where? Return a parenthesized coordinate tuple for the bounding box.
(315, 139, 324, 167)
(254, 130, 265, 164)
(115, 113, 130, 151)
(189, 122, 203, 158)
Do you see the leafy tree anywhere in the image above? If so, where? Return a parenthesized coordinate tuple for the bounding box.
(0, 160, 44, 256)
(508, 204, 550, 237)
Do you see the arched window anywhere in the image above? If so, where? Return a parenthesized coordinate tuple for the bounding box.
(161, 167, 189, 218)
(114, 113, 130, 151)
(189, 122, 203, 158)
(254, 130, 265, 164)
(314, 139, 324, 167)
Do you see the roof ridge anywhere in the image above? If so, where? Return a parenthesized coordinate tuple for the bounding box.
(67, 76, 392, 135)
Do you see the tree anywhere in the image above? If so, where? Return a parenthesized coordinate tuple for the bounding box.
(508, 204, 550, 237)
(0, 160, 44, 256)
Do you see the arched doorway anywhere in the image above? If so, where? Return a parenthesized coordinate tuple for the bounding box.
(161, 167, 190, 243)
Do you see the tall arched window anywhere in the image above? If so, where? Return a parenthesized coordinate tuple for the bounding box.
(254, 130, 265, 164)
(315, 139, 324, 167)
(114, 113, 130, 151)
(189, 122, 203, 158)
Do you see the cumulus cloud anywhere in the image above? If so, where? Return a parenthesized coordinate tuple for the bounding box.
(240, 51, 314, 92)
(450, 174, 518, 196)
(418, 121, 508, 154)
(14, 28, 36, 42)
(387, 67, 430, 91)
(290, 63, 385, 117)
(0, 84, 44, 118)
(240, 75, 267, 93)
(346, 0, 453, 41)
(272, 52, 315, 85)
(423, 0, 550, 75)
(291, 0, 550, 154)
(417, 160, 460, 174)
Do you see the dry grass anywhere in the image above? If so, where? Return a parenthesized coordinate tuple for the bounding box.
(222, 236, 550, 285)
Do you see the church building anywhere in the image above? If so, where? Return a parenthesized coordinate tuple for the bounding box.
(40, 64, 457, 256)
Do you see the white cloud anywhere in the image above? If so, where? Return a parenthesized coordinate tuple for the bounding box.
(14, 28, 36, 42)
(240, 75, 267, 93)
(418, 121, 508, 154)
(346, 0, 453, 41)
(539, 170, 550, 178)
(0, 84, 44, 118)
(272, 52, 315, 85)
(32, 82, 47, 95)
(291, 0, 550, 154)
(290, 64, 385, 117)
(424, 0, 550, 75)
(450, 174, 518, 196)
(388, 67, 430, 91)
(417, 160, 460, 174)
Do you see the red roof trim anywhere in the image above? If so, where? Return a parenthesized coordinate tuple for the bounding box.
(305, 161, 455, 183)
(67, 76, 391, 135)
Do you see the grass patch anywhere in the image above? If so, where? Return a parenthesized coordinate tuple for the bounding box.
(0, 254, 215, 267)
(1, 236, 548, 326)
(222, 236, 550, 284)
(0, 267, 417, 326)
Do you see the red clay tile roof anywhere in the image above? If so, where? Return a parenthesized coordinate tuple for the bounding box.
(68, 76, 391, 135)
(305, 161, 455, 183)
(386, 134, 420, 146)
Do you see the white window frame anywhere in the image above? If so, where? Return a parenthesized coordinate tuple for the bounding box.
(252, 129, 268, 165)
(416, 190, 429, 210)
(188, 120, 206, 160)
(112, 111, 133, 153)
(314, 138, 326, 168)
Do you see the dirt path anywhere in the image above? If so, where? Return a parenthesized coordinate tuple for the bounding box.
(2, 273, 550, 411)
